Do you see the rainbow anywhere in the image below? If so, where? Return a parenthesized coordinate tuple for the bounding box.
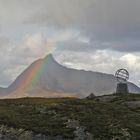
(12, 54, 53, 95)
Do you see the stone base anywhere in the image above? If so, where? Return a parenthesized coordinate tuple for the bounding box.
(116, 83, 129, 94)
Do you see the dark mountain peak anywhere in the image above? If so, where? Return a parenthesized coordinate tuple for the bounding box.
(44, 53, 54, 61)
(43, 53, 63, 69)
(44, 53, 58, 65)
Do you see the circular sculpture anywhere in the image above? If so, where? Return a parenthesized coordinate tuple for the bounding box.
(115, 69, 129, 83)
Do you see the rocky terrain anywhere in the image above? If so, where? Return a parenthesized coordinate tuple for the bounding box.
(0, 94, 139, 139)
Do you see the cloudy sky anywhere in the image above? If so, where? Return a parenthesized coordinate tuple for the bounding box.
(0, 0, 140, 87)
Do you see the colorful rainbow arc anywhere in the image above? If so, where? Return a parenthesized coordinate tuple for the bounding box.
(15, 54, 53, 94)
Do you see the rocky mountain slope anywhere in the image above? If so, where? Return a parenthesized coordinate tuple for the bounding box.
(0, 54, 140, 98)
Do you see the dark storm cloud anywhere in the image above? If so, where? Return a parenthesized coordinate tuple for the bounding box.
(23, 0, 140, 52)
(0, 0, 140, 52)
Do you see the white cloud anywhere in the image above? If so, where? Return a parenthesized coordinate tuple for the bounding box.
(55, 50, 140, 86)
(120, 54, 137, 66)
(0, 30, 79, 87)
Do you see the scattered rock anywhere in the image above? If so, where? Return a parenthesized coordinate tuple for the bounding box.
(18, 131, 33, 140)
(123, 101, 140, 109)
(86, 93, 96, 99)
(66, 120, 79, 128)
(66, 119, 93, 140)
(97, 95, 118, 102)
(36, 107, 47, 114)
(46, 110, 57, 115)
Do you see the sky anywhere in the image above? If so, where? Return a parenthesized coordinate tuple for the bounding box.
(0, 0, 140, 87)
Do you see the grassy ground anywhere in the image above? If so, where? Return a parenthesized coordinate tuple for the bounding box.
(0, 94, 140, 139)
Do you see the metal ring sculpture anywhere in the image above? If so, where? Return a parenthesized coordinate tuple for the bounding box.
(115, 69, 129, 83)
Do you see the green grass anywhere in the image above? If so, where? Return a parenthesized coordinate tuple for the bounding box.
(0, 94, 139, 139)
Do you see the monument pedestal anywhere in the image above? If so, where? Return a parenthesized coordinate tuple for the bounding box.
(116, 83, 128, 94)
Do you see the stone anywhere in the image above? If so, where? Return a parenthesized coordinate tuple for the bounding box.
(86, 93, 96, 99)
(116, 83, 129, 94)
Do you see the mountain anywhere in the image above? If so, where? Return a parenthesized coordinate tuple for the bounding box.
(0, 54, 140, 98)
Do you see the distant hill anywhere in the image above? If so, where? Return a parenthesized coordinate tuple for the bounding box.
(0, 54, 140, 98)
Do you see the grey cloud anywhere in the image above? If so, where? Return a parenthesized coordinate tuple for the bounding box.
(23, 0, 140, 52)
(0, 37, 9, 45)
(24, 1, 140, 31)
(0, 0, 140, 51)
(90, 40, 140, 52)
(55, 38, 140, 53)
